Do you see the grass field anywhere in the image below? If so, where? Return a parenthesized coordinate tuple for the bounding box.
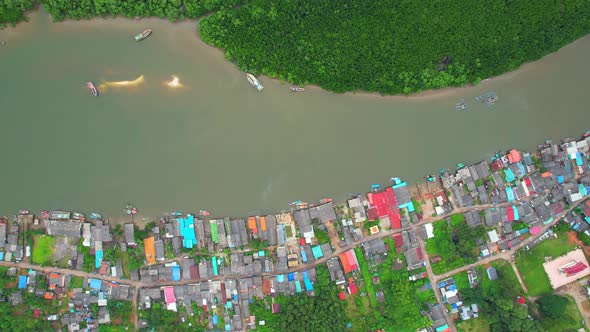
(515, 230, 577, 296)
(32, 235, 55, 266)
(70, 276, 84, 288)
(457, 318, 490, 332)
(539, 295, 586, 331)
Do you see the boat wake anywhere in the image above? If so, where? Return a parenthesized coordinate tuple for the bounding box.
(164, 75, 183, 88)
(99, 75, 145, 90)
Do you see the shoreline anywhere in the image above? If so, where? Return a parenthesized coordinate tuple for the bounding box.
(8, 129, 589, 224)
(5, 9, 589, 102)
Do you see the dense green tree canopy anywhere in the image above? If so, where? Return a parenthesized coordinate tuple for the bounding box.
(200, 0, 590, 94)
(0, 0, 34, 27)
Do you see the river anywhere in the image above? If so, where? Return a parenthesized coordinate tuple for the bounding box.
(0, 9, 588, 217)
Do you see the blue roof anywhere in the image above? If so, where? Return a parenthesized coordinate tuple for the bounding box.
(277, 274, 285, 283)
(448, 285, 457, 291)
(577, 153, 584, 166)
(172, 266, 181, 281)
(279, 224, 286, 244)
(392, 181, 407, 189)
(0, 252, 4, 261)
(513, 205, 519, 221)
(225, 324, 231, 331)
(18, 275, 27, 289)
(233, 294, 238, 301)
(288, 273, 295, 281)
(177, 214, 197, 249)
(95, 250, 103, 269)
(300, 249, 308, 263)
(399, 201, 415, 212)
(557, 175, 564, 184)
(212, 315, 219, 325)
(505, 169, 515, 182)
(517, 162, 526, 178)
(312, 246, 323, 259)
(505, 187, 515, 202)
(258, 250, 265, 257)
(302, 271, 313, 291)
(225, 301, 233, 309)
(89, 278, 102, 290)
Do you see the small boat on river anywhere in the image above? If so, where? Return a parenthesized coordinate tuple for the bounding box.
(455, 99, 467, 111)
(476, 91, 498, 106)
(290, 86, 304, 92)
(246, 73, 264, 92)
(86, 81, 98, 96)
(135, 29, 152, 42)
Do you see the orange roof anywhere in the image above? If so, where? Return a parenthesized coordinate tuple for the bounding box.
(144, 237, 156, 264)
(44, 292, 54, 300)
(507, 149, 522, 163)
(247, 217, 258, 234)
(541, 171, 552, 178)
(339, 253, 352, 273)
(260, 217, 267, 232)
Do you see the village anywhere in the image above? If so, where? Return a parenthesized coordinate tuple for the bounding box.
(1, 131, 590, 331)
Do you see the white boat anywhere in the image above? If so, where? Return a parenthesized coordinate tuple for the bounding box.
(246, 73, 263, 92)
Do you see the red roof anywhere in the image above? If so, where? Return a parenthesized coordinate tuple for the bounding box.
(564, 262, 588, 276)
(506, 207, 515, 222)
(33, 309, 40, 318)
(582, 201, 590, 217)
(552, 203, 564, 215)
(392, 234, 403, 247)
(347, 281, 358, 295)
(517, 296, 526, 305)
(299, 238, 306, 246)
(190, 266, 200, 279)
(367, 187, 401, 229)
(339, 292, 346, 300)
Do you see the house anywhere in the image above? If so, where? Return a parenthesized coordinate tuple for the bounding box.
(405, 247, 425, 270)
(487, 267, 498, 280)
(338, 250, 359, 273)
(348, 196, 368, 223)
(124, 224, 136, 246)
(176, 215, 197, 249)
(45, 220, 82, 238)
(487, 230, 499, 243)
(164, 287, 177, 312)
(366, 187, 402, 229)
(143, 237, 156, 264)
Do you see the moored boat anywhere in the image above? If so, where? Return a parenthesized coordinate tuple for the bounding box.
(290, 86, 304, 92)
(86, 81, 98, 96)
(246, 73, 264, 92)
(135, 29, 152, 42)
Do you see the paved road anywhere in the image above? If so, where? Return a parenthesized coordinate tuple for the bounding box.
(2, 198, 585, 331)
(432, 199, 585, 283)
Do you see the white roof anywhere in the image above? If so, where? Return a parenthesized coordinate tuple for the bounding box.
(424, 224, 434, 239)
(488, 229, 499, 243)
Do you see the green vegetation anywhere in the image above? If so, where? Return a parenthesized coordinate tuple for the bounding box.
(200, 0, 590, 95)
(106, 300, 134, 329)
(354, 247, 377, 308)
(426, 219, 485, 274)
(0, 0, 34, 27)
(460, 260, 539, 331)
(70, 276, 84, 288)
(32, 235, 55, 266)
(0, 301, 56, 331)
(40, 0, 246, 22)
(515, 229, 576, 296)
(344, 240, 433, 331)
(78, 241, 96, 272)
(250, 266, 347, 332)
(0, 266, 15, 288)
(537, 294, 585, 331)
(313, 226, 330, 245)
(412, 199, 422, 215)
(457, 318, 490, 332)
(249, 238, 269, 251)
(139, 302, 179, 332)
(475, 178, 485, 187)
